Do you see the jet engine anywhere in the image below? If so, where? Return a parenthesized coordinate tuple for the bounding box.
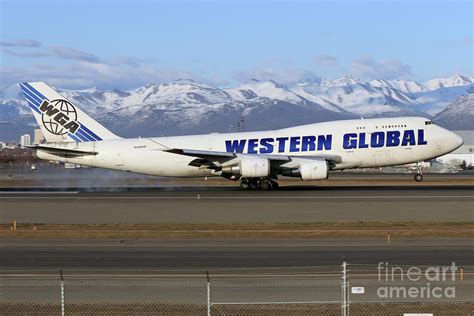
(298, 160, 328, 180)
(281, 159, 328, 180)
(221, 157, 270, 178)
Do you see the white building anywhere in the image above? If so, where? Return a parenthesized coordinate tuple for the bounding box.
(33, 128, 45, 144)
(437, 130, 474, 167)
(0, 142, 6, 149)
(20, 134, 31, 148)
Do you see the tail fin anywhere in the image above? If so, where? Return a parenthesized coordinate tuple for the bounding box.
(19, 82, 121, 143)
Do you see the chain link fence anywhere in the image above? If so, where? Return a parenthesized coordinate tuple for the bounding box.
(1, 263, 472, 315)
(210, 271, 341, 315)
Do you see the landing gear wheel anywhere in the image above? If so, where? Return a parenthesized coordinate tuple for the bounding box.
(259, 180, 272, 190)
(414, 174, 423, 182)
(240, 180, 250, 190)
(249, 180, 259, 190)
(270, 180, 279, 190)
(240, 178, 279, 190)
(413, 162, 423, 182)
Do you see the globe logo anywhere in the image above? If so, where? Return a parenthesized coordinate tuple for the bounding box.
(41, 99, 78, 135)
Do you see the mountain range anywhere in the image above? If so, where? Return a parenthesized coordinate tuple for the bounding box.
(1, 74, 473, 141)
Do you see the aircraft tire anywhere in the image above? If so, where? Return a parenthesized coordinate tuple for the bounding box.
(414, 174, 423, 182)
(249, 179, 260, 190)
(270, 180, 279, 190)
(259, 179, 271, 190)
(240, 180, 250, 190)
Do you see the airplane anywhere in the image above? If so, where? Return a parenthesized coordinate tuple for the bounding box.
(19, 82, 464, 190)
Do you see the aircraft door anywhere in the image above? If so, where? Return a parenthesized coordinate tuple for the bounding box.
(115, 152, 125, 167)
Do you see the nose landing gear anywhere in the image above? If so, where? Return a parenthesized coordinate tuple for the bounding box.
(414, 162, 423, 182)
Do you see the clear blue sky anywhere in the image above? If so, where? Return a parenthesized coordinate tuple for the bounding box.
(1, 0, 473, 89)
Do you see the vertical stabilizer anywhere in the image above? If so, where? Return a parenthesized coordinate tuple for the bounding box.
(19, 82, 121, 143)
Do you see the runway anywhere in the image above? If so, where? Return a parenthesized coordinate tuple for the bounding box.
(1, 185, 473, 223)
(1, 238, 472, 271)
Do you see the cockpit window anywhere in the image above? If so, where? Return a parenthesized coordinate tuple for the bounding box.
(425, 121, 434, 125)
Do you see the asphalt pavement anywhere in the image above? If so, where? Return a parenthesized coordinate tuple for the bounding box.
(1, 238, 472, 271)
(1, 185, 473, 223)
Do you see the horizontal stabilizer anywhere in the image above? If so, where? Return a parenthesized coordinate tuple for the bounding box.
(29, 145, 98, 157)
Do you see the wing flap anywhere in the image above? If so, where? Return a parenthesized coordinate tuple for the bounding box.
(167, 148, 235, 158)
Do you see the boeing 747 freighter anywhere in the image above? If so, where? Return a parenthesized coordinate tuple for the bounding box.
(19, 82, 463, 189)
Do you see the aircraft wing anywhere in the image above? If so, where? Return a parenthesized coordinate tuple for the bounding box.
(166, 148, 289, 169)
(165, 148, 341, 169)
(29, 145, 98, 158)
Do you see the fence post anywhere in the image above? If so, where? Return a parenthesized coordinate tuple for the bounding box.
(341, 262, 348, 316)
(347, 271, 350, 316)
(59, 269, 65, 316)
(206, 271, 211, 316)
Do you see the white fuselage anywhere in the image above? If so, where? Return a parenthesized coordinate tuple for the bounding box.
(37, 117, 463, 178)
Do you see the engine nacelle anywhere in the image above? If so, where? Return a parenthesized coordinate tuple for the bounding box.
(298, 160, 328, 180)
(222, 157, 270, 178)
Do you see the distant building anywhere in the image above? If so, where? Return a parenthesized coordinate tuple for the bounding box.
(437, 130, 474, 167)
(20, 134, 31, 148)
(33, 129, 45, 144)
(0, 142, 6, 149)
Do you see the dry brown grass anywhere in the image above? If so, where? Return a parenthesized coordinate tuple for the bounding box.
(1, 302, 473, 316)
(1, 222, 473, 239)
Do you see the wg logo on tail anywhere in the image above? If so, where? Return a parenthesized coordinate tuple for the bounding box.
(39, 99, 80, 135)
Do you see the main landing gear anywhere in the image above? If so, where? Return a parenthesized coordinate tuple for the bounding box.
(240, 177, 279, 190)
(414, 162, 423, 182)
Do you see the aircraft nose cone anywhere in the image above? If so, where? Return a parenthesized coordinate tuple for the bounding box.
(451, 133, 464, 150)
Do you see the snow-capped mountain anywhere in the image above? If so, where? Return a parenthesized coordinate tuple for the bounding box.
(290, 79, 424, 117)
(291, 74, 474, 116)
(226, 79, 350, 114)
(1, 74, 473, 141)
(369, 79, 427, 95)
(289, 83, 348, 113)
(97, 80, 246, 135)
(61, 87, 130, 109)
(321, 76, 360, 88)
(433, 93, 474, 130)
(423, 75, 474, 91)
(124, 80, 233, 108)
(102, 79, 353, 137)
(227, 79, 307, 105)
